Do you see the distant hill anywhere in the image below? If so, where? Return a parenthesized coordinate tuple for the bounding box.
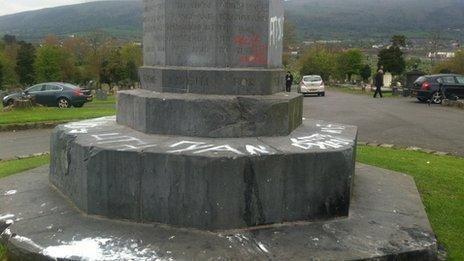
(0, 0, 463, 42)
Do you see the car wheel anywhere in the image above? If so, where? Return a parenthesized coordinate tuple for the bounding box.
(321, 92, 326, 97)
(74, 103, 85, 108)
(57, 98, 70, 108)
(431, 92, 443, 104)
(6, 99, 14, 106)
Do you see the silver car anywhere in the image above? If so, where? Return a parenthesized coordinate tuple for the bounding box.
(298, 75, 325, 96)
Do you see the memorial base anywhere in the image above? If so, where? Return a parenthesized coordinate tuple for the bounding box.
(117, 90, 303, 138)
(49, 117, 356, 230)
(0, 164, 437, 260)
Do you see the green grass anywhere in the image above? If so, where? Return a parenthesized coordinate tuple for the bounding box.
(357, 146, 464, 260)
(0, 155, 50, 179)
(0, 244, 5, 261)
(0, 97, 116, 126)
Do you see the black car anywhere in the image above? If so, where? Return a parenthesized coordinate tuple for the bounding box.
(412, 74, 464, 104)
(2, 83, 93, 108)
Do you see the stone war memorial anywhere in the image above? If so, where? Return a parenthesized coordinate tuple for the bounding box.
(0, 0, 438, 260)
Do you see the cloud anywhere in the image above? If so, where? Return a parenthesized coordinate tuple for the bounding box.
(0, 0, 89, 16)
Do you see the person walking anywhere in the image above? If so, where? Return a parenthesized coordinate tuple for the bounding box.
(373, 67, 384, 98)
(285, 71, 294, 92)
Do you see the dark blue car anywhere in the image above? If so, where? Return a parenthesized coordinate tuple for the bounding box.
(412, 74, 464, 104)
(2, 82, 93, 108)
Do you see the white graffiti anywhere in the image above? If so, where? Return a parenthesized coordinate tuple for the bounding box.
(269, 16, 284, 46)
(317, 124, 346, 134)
(64, 117, 115, 134)
(168, 141, 245, 155)
(91, 133, 157, 152)
(168, 141, 214, 153)
(245, 145, 272, 156)
(291, 134, 351, 150)
(168, 141, 273, 156)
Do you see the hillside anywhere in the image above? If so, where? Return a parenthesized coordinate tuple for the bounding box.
(0, 0, 463, 42)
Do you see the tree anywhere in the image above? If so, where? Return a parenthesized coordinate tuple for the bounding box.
(360, 64, 372, 82)
(0, 59, 4, 90)
(299, 45, 337, 82)
(336, 49, 363, 81)
(432, 49, 464, 74)
(2, 35, 17, 45)
(391, 35, 406, 47)
(16, 42, 36, 86)
(377, 46, 405, 76)
(34, 45, 64, 82)
(283, 21, 297, 51)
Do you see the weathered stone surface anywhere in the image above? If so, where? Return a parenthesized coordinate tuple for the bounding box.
(117, 89, 303, 138)
(49, 117, 356, 230)
(143, 0, 283, 69)
(138, 66, 284, 95)
(1, 164, 437, 260)
(141, 0, 285, 95)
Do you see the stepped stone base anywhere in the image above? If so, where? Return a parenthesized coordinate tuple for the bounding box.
(139, 66, 285, 95)
(117, 89, 303, 138)
(48, 117, 356, 230)
(0, 164, 437, 260)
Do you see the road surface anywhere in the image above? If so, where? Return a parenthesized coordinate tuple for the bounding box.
(304, 90, 464, 156)
(1, 90, 463, 159)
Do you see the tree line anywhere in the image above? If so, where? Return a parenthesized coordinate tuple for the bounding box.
(0, 33, 142, 91)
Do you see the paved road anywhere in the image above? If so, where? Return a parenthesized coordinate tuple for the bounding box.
(0, 128, 53, 160)
(1, 90, 464, 159)
(304, 90, 464, 156)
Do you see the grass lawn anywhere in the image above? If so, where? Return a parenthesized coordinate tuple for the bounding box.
(0, 244, 5, 261)
(0, 155, 50, 179)
(358, 146, 464, 261)
(0, 96, 116, 126)
(0, 148, 463, 260)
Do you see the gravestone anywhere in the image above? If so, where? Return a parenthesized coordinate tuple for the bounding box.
(95, 89, 108, 101)
(49, 0, 357, 230)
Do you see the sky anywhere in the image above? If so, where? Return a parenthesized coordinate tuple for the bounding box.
(0, 0, 92, 16)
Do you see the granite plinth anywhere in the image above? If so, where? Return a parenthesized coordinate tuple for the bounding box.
(0, 164, 437, 260)
(143, 0, 284, 69)
(138, 66, 284, 95)
(48, 117, 356, 230)
(117, 89, 303, 138)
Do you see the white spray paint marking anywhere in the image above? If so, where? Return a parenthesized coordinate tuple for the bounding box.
(245, 145, 272, 156)
(3, 190, 17, 196)
(64, 117, 115, 134)
(42, 237, 161, 260)
(0, 214, 15, 220)
(317, 124, 346, 134)
(291, 134, 351, 150)
(269, 16, 284, 46)
(168, 141, 214, 153)
(91, 133, 157, 151)
(194, 145, 244, 155)
(12, 235, 43, 250)
(257, 242, 270, 253)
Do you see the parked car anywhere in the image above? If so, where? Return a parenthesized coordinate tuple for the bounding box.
(2, 83, 93, 108)
(298, 75, 325, 96)
(412, 74, 464, 104)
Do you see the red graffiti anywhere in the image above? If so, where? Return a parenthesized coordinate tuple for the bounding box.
(233, 34, 267, 66)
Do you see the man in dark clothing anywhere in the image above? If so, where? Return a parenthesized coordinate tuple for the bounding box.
(285, 71, 294, 92)
(373, 68, 384, 98)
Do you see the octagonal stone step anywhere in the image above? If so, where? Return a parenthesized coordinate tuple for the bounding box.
(50, 117, 357, 230)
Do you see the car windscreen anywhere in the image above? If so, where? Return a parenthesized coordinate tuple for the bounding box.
(303, 76, 322, 82)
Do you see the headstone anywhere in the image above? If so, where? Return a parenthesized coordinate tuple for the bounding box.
(95, 89, 108, 101)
